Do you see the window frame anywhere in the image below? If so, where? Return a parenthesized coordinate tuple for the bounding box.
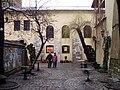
(62, 45, 70, 53)
(84, 25, 92, 38)
(14, 20, 20, 31)
(46, 45, 54, 53)
(62, 25, 70, 38)
(24, 20, 30, 31)
(46, 25, 54, 39)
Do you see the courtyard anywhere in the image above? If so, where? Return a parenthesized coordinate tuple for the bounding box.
(4, 62, 109, 90)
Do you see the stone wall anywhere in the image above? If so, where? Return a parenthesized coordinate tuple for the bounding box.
(109, 23, 120, 78)
(109, 0, 120, 78)
(109, 58, 120, 78)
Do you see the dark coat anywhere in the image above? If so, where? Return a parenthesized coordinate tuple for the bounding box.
(46, 54, 53, 61)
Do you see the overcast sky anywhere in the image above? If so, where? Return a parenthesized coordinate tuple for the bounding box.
(22, 0, 93, 8)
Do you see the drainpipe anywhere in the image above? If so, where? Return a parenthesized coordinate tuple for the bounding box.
(0, 0, 5, 75)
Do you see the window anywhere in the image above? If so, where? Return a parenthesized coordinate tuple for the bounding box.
(14, 20, 20, 31)
(46, 25, 54, 38)
(62, 45, 70, 53)
(84, 25, 92, 38)
(24, 20, 30, 31)
(62, 25, 70, 38)
(46, 45, 54, 53)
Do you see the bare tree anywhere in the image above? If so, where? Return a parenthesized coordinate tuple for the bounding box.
(4, 0, 53, 74)
(69, 15, 96, 63)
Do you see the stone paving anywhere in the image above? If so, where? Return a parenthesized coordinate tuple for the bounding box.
(7, 62, 109, 90)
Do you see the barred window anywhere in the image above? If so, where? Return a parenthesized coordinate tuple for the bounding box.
(24, 20, 30, 31)
(46, 25, 54, 38)
(62, 25, 70, 38)
(14, 20, 20, 31)
(84, 25, 92, 38)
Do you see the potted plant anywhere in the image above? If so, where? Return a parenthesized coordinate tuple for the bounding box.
(64, 56, 67, 62)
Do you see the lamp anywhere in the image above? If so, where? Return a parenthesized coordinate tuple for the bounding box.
(0, 27, 3, 31)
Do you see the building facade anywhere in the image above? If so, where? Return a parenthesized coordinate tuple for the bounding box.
(109, 0, 120, 78)
(4, 9, 95, 62)
(92, 0, 120, 77)
(92, 0, 106, 65)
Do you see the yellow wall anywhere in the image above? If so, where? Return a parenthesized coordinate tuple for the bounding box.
(95, 23, 105, 65)
(5, 12, 35, 44)
(4, 10, 95, 62)
(105, 0, 114, 36)
(94, 0, 117, 66)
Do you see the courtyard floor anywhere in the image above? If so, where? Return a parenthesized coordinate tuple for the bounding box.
(5, 62, 110, 90)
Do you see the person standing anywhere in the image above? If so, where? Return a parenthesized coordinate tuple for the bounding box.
(46, 52, 53, 68)
(52, 53, 58, 68)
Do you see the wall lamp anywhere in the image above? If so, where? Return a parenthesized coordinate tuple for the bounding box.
(0, 27, 3, 31)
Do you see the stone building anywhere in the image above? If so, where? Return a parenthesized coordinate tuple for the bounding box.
(4, 8, 95, 62)
(92, 0, 120, 77)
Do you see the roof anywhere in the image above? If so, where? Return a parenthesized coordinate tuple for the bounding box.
(21, 6, 94, 11)
(38, 6, 94, 10)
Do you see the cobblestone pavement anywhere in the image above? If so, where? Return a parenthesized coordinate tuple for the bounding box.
(7, 62, 109, 90)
